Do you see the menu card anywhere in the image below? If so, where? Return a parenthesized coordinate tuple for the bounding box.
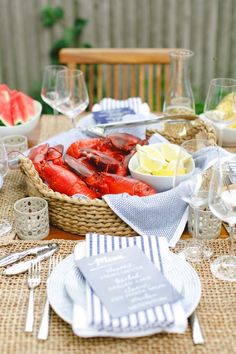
(77, 246, 182, 318)
(92, 107, 135, 124)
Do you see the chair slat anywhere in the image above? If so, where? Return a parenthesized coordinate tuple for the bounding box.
(131, 65, 136, 97)
(122, 65, 128, 98)
(114, 65, 119, 99)
(156, 64, 161, 112)
(89, 65, 94, 109)
(139, 65, 145, 101)
(106, 65, 111, 97)
(97, 65, 103, 101)
(148, 65, 153, 111)
(164, 65, 169, 99)
(80, 64, 86, 75)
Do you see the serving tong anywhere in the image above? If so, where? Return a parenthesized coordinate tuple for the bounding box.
(83, 113, 198, 137)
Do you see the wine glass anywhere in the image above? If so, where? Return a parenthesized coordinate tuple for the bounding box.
(208, 155, 236, 281)
(0, 141, 12, 237)
(174, 139, 215, 262)
(204, 78, 236, 147)
(41, 65, 67, 124)
(55, 69, 89, 128)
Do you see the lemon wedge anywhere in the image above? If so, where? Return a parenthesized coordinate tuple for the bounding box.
(160, 143, 180, 162)
(138, 153, 167, 173)
(136, 144, 165, 161)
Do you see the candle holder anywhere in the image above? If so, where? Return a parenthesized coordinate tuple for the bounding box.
(2, 135, 28, 160)
(188, 205, 222, 240)
(14, 197, 49, 240)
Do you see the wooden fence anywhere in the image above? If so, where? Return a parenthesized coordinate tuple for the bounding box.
(0, 0, 236, 103)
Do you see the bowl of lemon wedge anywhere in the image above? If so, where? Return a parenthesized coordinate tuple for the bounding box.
(128, 143, 195, 192)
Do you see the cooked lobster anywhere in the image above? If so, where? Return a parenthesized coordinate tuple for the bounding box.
(64, 154, 156, 197)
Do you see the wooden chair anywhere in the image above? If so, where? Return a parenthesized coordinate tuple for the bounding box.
(59, 48, 173, 111)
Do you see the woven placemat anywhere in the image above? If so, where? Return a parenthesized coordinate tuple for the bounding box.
(0, 238, 235, 354)
(0, 170, 27, 240)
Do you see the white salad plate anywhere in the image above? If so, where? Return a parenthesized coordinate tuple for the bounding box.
(47, 242, 201, 338)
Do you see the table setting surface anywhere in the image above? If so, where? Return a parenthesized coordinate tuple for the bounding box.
(0, 113, 236, 354)
(0, 239, 235, 354)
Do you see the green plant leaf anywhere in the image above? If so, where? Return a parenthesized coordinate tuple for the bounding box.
(64, 28, 76, 45)
(41, 6, 55, 27)
(50, 38, 70, 64)
(82, 42, 92, 48)
(73, 18, 88, 35)
(53, 7, 64, 20)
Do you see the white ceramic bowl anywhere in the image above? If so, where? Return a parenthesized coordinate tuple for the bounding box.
(0, 100, 42, 138)
(199, 113, 236, 147)
(128, 143, 195, 193)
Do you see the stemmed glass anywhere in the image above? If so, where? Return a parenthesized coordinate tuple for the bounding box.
(204, 78, 236, 147)
(41, 65, 67, 122)
(208, 154, 236, 281)
(55, 69, 89, 128)
(0, 141, 12, 236)
(174, 139, 215, 262)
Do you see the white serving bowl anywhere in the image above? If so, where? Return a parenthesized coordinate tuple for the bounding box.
(0, 100, 42, 138)
(199, 113, 236, 147)
(128, 143, 195, 193)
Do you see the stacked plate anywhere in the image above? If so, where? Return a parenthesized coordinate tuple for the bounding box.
(47, 240, 201, 338)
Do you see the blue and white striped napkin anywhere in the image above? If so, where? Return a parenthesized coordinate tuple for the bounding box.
(92, 97, 150, 115)
(84, 233, 187, 333)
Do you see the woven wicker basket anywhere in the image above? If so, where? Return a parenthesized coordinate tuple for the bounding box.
(146, 118, 217, 144)
(20, 118, 216, 237)
(20, 158, 136, 236)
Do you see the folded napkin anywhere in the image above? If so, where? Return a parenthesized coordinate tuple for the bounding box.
(84, 233, 187, 333)
(104, 144, 231, 247)
(92, 97, 150, 115)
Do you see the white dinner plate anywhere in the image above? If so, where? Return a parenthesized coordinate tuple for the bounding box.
(47, 242, 201, 337)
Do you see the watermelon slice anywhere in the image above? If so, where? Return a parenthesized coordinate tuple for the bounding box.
(10, 92, 36, 125)
(0, 85, 12, 126)
(0, 84, 37, 126)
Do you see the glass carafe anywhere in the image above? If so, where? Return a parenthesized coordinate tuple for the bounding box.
(163, 49, 195, 115)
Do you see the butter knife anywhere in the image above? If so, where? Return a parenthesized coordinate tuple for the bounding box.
(189, 310, 205, 345)
(0, 243, 58, 267)
(3, 243, 59, 275)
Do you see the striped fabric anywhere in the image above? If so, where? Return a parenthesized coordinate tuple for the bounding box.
(92, 97, 150, 114)
(84, 233, 187, 333)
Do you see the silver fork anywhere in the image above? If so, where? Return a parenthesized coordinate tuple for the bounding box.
(25, 262, 41, 332)
(37, 254, 61, 340)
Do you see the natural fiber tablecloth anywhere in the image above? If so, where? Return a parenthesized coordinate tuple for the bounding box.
(0, 170, 27, 240)
(0, 238, 235, 354)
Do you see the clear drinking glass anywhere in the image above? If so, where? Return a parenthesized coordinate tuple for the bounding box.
(204, 78, 236, 147)
(41, 65, 67, 114)
(55, 69, 89, 128)
(208, 155, 236, 281)
(163, 49, 195, 115)
(174, 139, 215, 262)
(0, 141, 12, 236)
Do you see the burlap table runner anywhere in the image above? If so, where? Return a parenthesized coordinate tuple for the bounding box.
(0, 238, 235, 354)
(0, 170, 27, 240)
(38, 115, 72, 143)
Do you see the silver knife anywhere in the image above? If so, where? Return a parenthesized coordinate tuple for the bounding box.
(189, 310, 205, 344)
(0, 243, 58, 267)
(3, 243, 59, 275)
